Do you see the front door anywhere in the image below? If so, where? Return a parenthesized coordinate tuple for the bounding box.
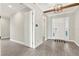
(52, 17, 69, 40)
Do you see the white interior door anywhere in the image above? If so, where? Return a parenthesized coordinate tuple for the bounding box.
(52, 17, 69, 40)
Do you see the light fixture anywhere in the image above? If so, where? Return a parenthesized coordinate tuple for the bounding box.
(8, 5, 12, 8)
(53, 4, 63, 13)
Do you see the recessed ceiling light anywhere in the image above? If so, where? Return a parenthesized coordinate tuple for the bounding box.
(8, 5, 12, 8)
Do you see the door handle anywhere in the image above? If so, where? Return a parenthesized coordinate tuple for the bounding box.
(65, 31, 68, 36)
(53, 33, 55, 36)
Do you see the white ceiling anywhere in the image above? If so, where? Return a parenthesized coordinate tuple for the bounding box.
(36, 3, 70, 11)
(0, 3, 79, 17)
(45, 6, 79, 17)
(36, 3, 79, 16)
(0, 3, 31, 17)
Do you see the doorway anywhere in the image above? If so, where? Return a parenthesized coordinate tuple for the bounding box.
(47, 17, 69, 41)
(52, 17, 69, 41)
(0, 3, 34, 48)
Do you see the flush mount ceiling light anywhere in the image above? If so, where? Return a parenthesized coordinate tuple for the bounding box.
(53, 4, 63, 13)
(8, 5, 12, 8)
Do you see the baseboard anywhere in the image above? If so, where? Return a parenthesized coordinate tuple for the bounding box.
(73, 41, 79, 47)
(69, 40, 79, 47)
(10, 39, 32, 48)
(10, 39, 79, 49)
(48, 38, 55, 39)
(10, 39, 44, 49)
(1, 38, 10, 40)
(62, 40, 79, 47)
(48, 39, 79, 47)
(64, 40, 74, 42)
(35, 41, 43, 48)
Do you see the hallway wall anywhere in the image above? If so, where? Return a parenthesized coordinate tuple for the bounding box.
(24, 11, 33, 47)
(25, 4, 46, 48)
(1, 17, 10, 39)
(34, 5, 45, 48)
(75, 8, 79, 44)
(47, 17, 52, 39)
(10, 11, 32, 47)
(69, 13, 75, 41)
(10, 12, 25, 43)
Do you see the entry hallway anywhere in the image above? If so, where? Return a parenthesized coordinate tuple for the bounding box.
(1, 39, 79, 56)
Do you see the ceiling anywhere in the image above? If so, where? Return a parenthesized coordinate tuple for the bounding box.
(36, 3, 71, 11)
(45, 6, 79, 17)
(0, 3, 79, 17)
(36, 3, 79, 16)
(0, 3, 31, 17)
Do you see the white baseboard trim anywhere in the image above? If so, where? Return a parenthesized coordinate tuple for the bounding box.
(35, 41, 43, 48)
(1, 37, 10, 39)
(68, 40, 79, 47)
(64, 40, 74, 42)
(62, 40, 79, 47)
(48, 39, 79, 47)
(10, 39, 79, 49)
(10, 39, 32, 48)
(10, 39, 45, 49)
(48, 38, 55, 39)
(73, 41, 79, 47)
(58, 39, 79, 47)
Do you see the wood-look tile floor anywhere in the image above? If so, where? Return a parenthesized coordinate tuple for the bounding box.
(1, 39, 79, 56)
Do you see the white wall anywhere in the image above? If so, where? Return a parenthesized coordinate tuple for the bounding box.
(25, 4, 46, 48)
(75, 8, 79, 44)
(24, 11, 33, 47)
(44, 15, 48, 41)
(10, 11, 33, 47)
(1, 17, 10, 39)
(34, 6, 45, 48)
(69, 13, 75, 41)
(10, 12, 25, 42)
(10, 3, 47, 48)
(47, 17, 52, 39)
